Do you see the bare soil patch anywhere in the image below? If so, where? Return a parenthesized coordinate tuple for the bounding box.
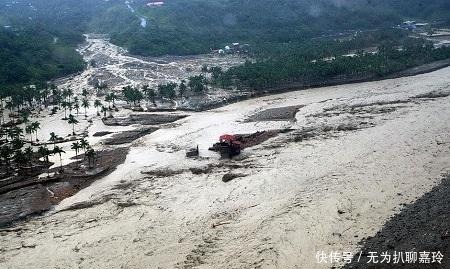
(343, 174, 450, 268)
(104, 127, 158, 145)
(0, 147, 129, 227)
(245, 105, 303, 122)
(103, 113, 187, 126)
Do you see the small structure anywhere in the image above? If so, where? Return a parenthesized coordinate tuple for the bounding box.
(401, 21, 417, 31)
(147, 1, 164, 7)
(186, 145, 199, 158)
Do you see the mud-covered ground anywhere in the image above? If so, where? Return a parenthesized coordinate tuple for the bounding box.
(343, 174, 450, 268)
(1, 65, 450, 268)
(55, 35, 245, 108)
(0, 148, 129, 227)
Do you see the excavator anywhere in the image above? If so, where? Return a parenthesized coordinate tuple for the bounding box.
(209, 134, 242, 158)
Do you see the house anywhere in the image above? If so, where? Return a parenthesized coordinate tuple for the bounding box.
(401, 21, 417, 31)
(147, 1, 165, 7)
(415, 23, 429, 28)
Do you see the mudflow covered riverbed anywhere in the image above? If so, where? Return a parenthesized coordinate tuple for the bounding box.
(1, 41, 450, 268)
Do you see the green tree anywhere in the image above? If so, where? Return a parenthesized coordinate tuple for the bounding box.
(31, 121, 40, 142)
(85, 147, 96, 169)
(158, 83, 177, 101)
(49, 132, 60, 149)
(94, 99, 102, 115)
(52, 146, 66, 172)
(188, 75, 207, 94)
(71, 142, 81, 160)
(80, 138, 90, 154)
(38, 146, 50, 163)
(82, 98, 90, 118)
(67, 114, 79, 135)
(179, 80, 187, 99)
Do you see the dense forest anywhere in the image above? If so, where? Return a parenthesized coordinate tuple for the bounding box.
(0, 0, 116, 87)
(0, 27, 85, 87)
(1, 0, 450, 87)
(110, 0, 450, 56)
(217, 36, 450, 90)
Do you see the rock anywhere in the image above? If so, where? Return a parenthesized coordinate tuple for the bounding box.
(93, 131, 113, 137)
(189, 166, 213, 175)
(115, 200, 138, 208)
(222, 173, 246, 182)
(21, 241, 36, 248)
(131, 106, 144, 112)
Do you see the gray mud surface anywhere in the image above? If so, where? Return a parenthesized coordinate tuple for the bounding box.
(0, 148, 129, 228)
(245, 105, 303, 122)
(102, 114, 187, 126)
(104, 127, 158, 145)
(343, 174, 450, 268)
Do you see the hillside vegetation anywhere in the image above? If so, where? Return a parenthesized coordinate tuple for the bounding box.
(107, 0, 450, 56)
(1, 0, 450, 87)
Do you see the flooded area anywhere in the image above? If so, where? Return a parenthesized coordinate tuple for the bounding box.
(1, 62, 450, 268)
(57, 35, 244, 93)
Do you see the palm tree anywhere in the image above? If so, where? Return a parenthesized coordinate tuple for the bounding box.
(94, 100, 102, 115)
(38, 145, 51, 177)
(61, 101, 68, 119)
(80, 138, 89, 154)
(38, 146, 50, 163)
(71, 142, 81, 160)
(67, 88, 74, 103)
(101, 106, 108, 118)
(42, 88, 50, 107)
(52, 146, 65, 172)
(67, 114, 79, 135)
(6, 127, 21, 142)
(109, 92, 117, 107)
(85, 147, 96, 169)
(11, 126, 23, 140)
(74, 102, 80, 115)
(62, 88, 69, 102)
(21, 111, 30, 129)
(68, 102, 73, 114)
(25, 124, 33, 143)
(105, 94, 112, 109)
(81, 98, 90, 118)
(49, 132, 59, 149)
(31, 121, 40, 142)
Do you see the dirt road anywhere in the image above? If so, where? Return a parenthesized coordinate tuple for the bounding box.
(1, 67, 450, 269)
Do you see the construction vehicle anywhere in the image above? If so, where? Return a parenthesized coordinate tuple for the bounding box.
(186, 145, 199, 158)
(209, 134, 242, 158)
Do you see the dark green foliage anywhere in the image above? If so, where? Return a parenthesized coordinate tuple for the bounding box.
(122, 86, 144, 105)
(219, 36, 450, 90)
(0, 0, 117, 88)
(0, 28, 85, 87)
(188, 75, 208, 93)
(158, 83, 178, 100)
(1, 0, 450, 87)
(105, 0, 450, 56)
